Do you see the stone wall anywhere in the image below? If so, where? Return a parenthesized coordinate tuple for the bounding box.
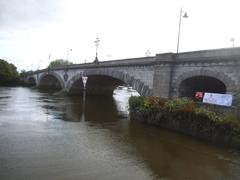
(25, 48, 240, 100)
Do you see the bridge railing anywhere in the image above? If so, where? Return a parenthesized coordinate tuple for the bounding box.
(26, 47, 240, 75)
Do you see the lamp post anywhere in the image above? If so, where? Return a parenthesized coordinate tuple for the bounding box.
(230, 38, 235, 47)
(37, 60, 42, 81)
(176, 7, 188, 54)
(65, 48, 72, 75)
(145, 50, 151, 57)
(67, 48, 72, 61)
(94, 37, 100, 63)
(47, 54, 51, 74)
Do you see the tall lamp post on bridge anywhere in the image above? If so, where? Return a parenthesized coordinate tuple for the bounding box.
(67, 48, 72, 61)
(47, 54, 51, 74)
(65, 48, 72, 71)
(64, 48, 72, 81)
(145, 50, 151, 57)
(169, 7, 188, 98)
(176, 7, 188, 54)
(37, 60, 42, 81)
(94, 37, 100, 63)
(230, 38, 235, 48)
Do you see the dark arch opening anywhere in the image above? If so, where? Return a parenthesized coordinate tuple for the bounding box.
(69, 75, 126, 96)
(68, 78, 84, 95)
(39, 74, 62, 90)
(28, 77, 36, 86)
(179, 76, 227, 98)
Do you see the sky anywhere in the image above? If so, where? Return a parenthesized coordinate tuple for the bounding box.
(0, 0, 240, 71)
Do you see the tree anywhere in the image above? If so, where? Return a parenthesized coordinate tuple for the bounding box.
(19, 70, 33, 78)
(0, 59, 19, 84)
(48, 59, 73, 68)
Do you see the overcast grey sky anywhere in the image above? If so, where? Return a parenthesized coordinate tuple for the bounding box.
(0, 0, 240, 71)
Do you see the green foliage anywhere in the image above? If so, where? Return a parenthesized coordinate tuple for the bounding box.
(129, 96, 239, 128)
(193, 107, 222, 122)
(163, 98, 196, 113)
(144, 96, 166, 109)
(129, 96, 240, 148)
(222, 111, 240, 128)
(19, 70, 33, 78)
(0, 59, 19, 84)
(48, 59, 73, 68)
(129, 96, 145, 111)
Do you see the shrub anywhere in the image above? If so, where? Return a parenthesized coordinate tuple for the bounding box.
(129, 96, 240, 148)
(193, 107, 222, 122)
(222, 111, 240, 129)
(163, 98, 196, 113)
(129, 96, 239, 127)
(129, 96, 145, 111)
(144, 96, 166, 109)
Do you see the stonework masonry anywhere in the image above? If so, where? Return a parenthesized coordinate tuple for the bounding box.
(26, 47, 240, 104)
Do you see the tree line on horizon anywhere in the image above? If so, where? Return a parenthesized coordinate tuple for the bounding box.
(48, 59, 73, 68)
(0, 59, 19, 85)
(0, 59, 73, 85)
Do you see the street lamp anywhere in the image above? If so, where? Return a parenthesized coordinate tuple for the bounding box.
(65, 48, 72, 76)
(48, 54, 51, 65)
(145, 50, 151, 57)
(230, 38, 235, 47)
(176, 7, 188, 54)
(37, 60, 42, 80)
(67, 48, 72, 61)
(94, 37, 100, 63)
(47, 54, 51, 74)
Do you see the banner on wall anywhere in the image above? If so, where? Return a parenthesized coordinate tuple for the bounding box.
(202, 92, 233, 107)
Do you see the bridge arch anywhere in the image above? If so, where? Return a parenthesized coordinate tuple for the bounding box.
(26, 76, 36, 86)
(39, 71, 64, 90)
(66, 70, 152, 96)
(172, 70, 237, 97)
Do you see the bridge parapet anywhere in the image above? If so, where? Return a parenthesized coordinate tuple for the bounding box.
(49, 56, 156, 70)
(24, 48, 240, 104)
(176, 47, 240, 62)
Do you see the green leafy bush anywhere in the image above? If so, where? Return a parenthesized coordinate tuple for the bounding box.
(129, 96, 240, 148)
(144, 96, 166, 109)
(193, 107, 222, 122)
(129, 96, 145, 111)
(129, 96, 239, 126)
(163, 98, 196, 113)
(48, 59, 73, 68)
(222, 111, 240, 128)
(0, 59, 19, 84)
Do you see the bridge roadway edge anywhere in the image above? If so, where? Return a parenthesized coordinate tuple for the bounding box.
(25, 48, 240, 107)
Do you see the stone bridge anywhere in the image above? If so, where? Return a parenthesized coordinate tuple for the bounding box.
(25, 48, 240, 103)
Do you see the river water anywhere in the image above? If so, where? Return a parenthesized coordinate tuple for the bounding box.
(0, 87, 240, 180)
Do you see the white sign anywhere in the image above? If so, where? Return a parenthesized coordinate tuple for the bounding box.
(82, 76, 88, 89)
(203, 92, 233, 107)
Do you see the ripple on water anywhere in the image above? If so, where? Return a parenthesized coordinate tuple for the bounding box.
(1, 87, 240, 180)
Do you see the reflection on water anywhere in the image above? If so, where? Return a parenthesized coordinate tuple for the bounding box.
(0, 87, 240, 180)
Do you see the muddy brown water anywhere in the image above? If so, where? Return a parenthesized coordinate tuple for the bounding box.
(0, 87, 240, 180)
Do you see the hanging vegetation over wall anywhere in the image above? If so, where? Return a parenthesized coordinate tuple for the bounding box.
(129, 96, 240, 149)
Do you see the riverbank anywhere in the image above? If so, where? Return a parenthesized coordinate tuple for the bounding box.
(0, 81, 31, 87)
(129, 96, 240, 149)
